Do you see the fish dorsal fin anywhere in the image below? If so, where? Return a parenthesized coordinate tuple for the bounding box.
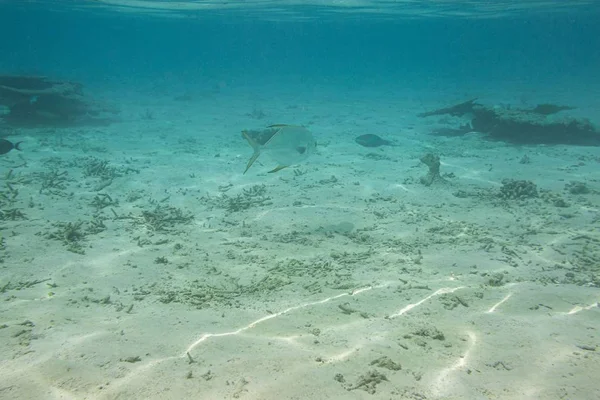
(263, 125, 287, 147)
(268, 165, 288, 173)
(263, 124, 301, 147)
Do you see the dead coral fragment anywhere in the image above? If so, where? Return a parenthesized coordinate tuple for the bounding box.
(499, 179, 538, 200)
(370, 356, 402, 371)
(34, 169, 69, 195)
(419, 153, 447, 186)
(201, 184, 272, 212)
(565, 181, 590, 195)
(45, 221, 87, 254)
(348, 370, 388, 394)
(0, 208, 27, 221)
(131, 205, 193, 232)
(82, 158, 118, 180)
(90, 193, 118, 210)
(413, 326, 446, 340)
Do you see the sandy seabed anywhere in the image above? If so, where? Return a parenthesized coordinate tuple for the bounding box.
(1, 83, 599, 400)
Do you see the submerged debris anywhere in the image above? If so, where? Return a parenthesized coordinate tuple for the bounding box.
(420, 99, 599, 145)
(0, 75, 118, 127)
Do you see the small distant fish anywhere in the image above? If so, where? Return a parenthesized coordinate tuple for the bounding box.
(0, 139, 22, 155)
(242, 124, 316, 174)
(355, 134, 395, 147)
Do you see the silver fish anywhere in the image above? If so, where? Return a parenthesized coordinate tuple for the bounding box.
(242, 124, 315, 174)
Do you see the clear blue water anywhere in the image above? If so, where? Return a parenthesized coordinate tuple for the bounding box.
(2, 1, 599, 90)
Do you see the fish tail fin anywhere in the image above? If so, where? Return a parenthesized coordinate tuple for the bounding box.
(242, 130, 260, 151)
(14, 141, 23, 151)
(242, 131, 261, 174)
(244, 151, 260, 174)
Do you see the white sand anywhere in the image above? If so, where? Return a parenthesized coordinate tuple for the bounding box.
(1, 85, 599, 399)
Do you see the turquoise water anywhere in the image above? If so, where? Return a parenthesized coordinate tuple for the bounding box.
(1, 2, 599, 400)
(2, 2, 600, 90)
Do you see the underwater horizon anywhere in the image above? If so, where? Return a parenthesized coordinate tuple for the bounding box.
(1, 1, 599, 399)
